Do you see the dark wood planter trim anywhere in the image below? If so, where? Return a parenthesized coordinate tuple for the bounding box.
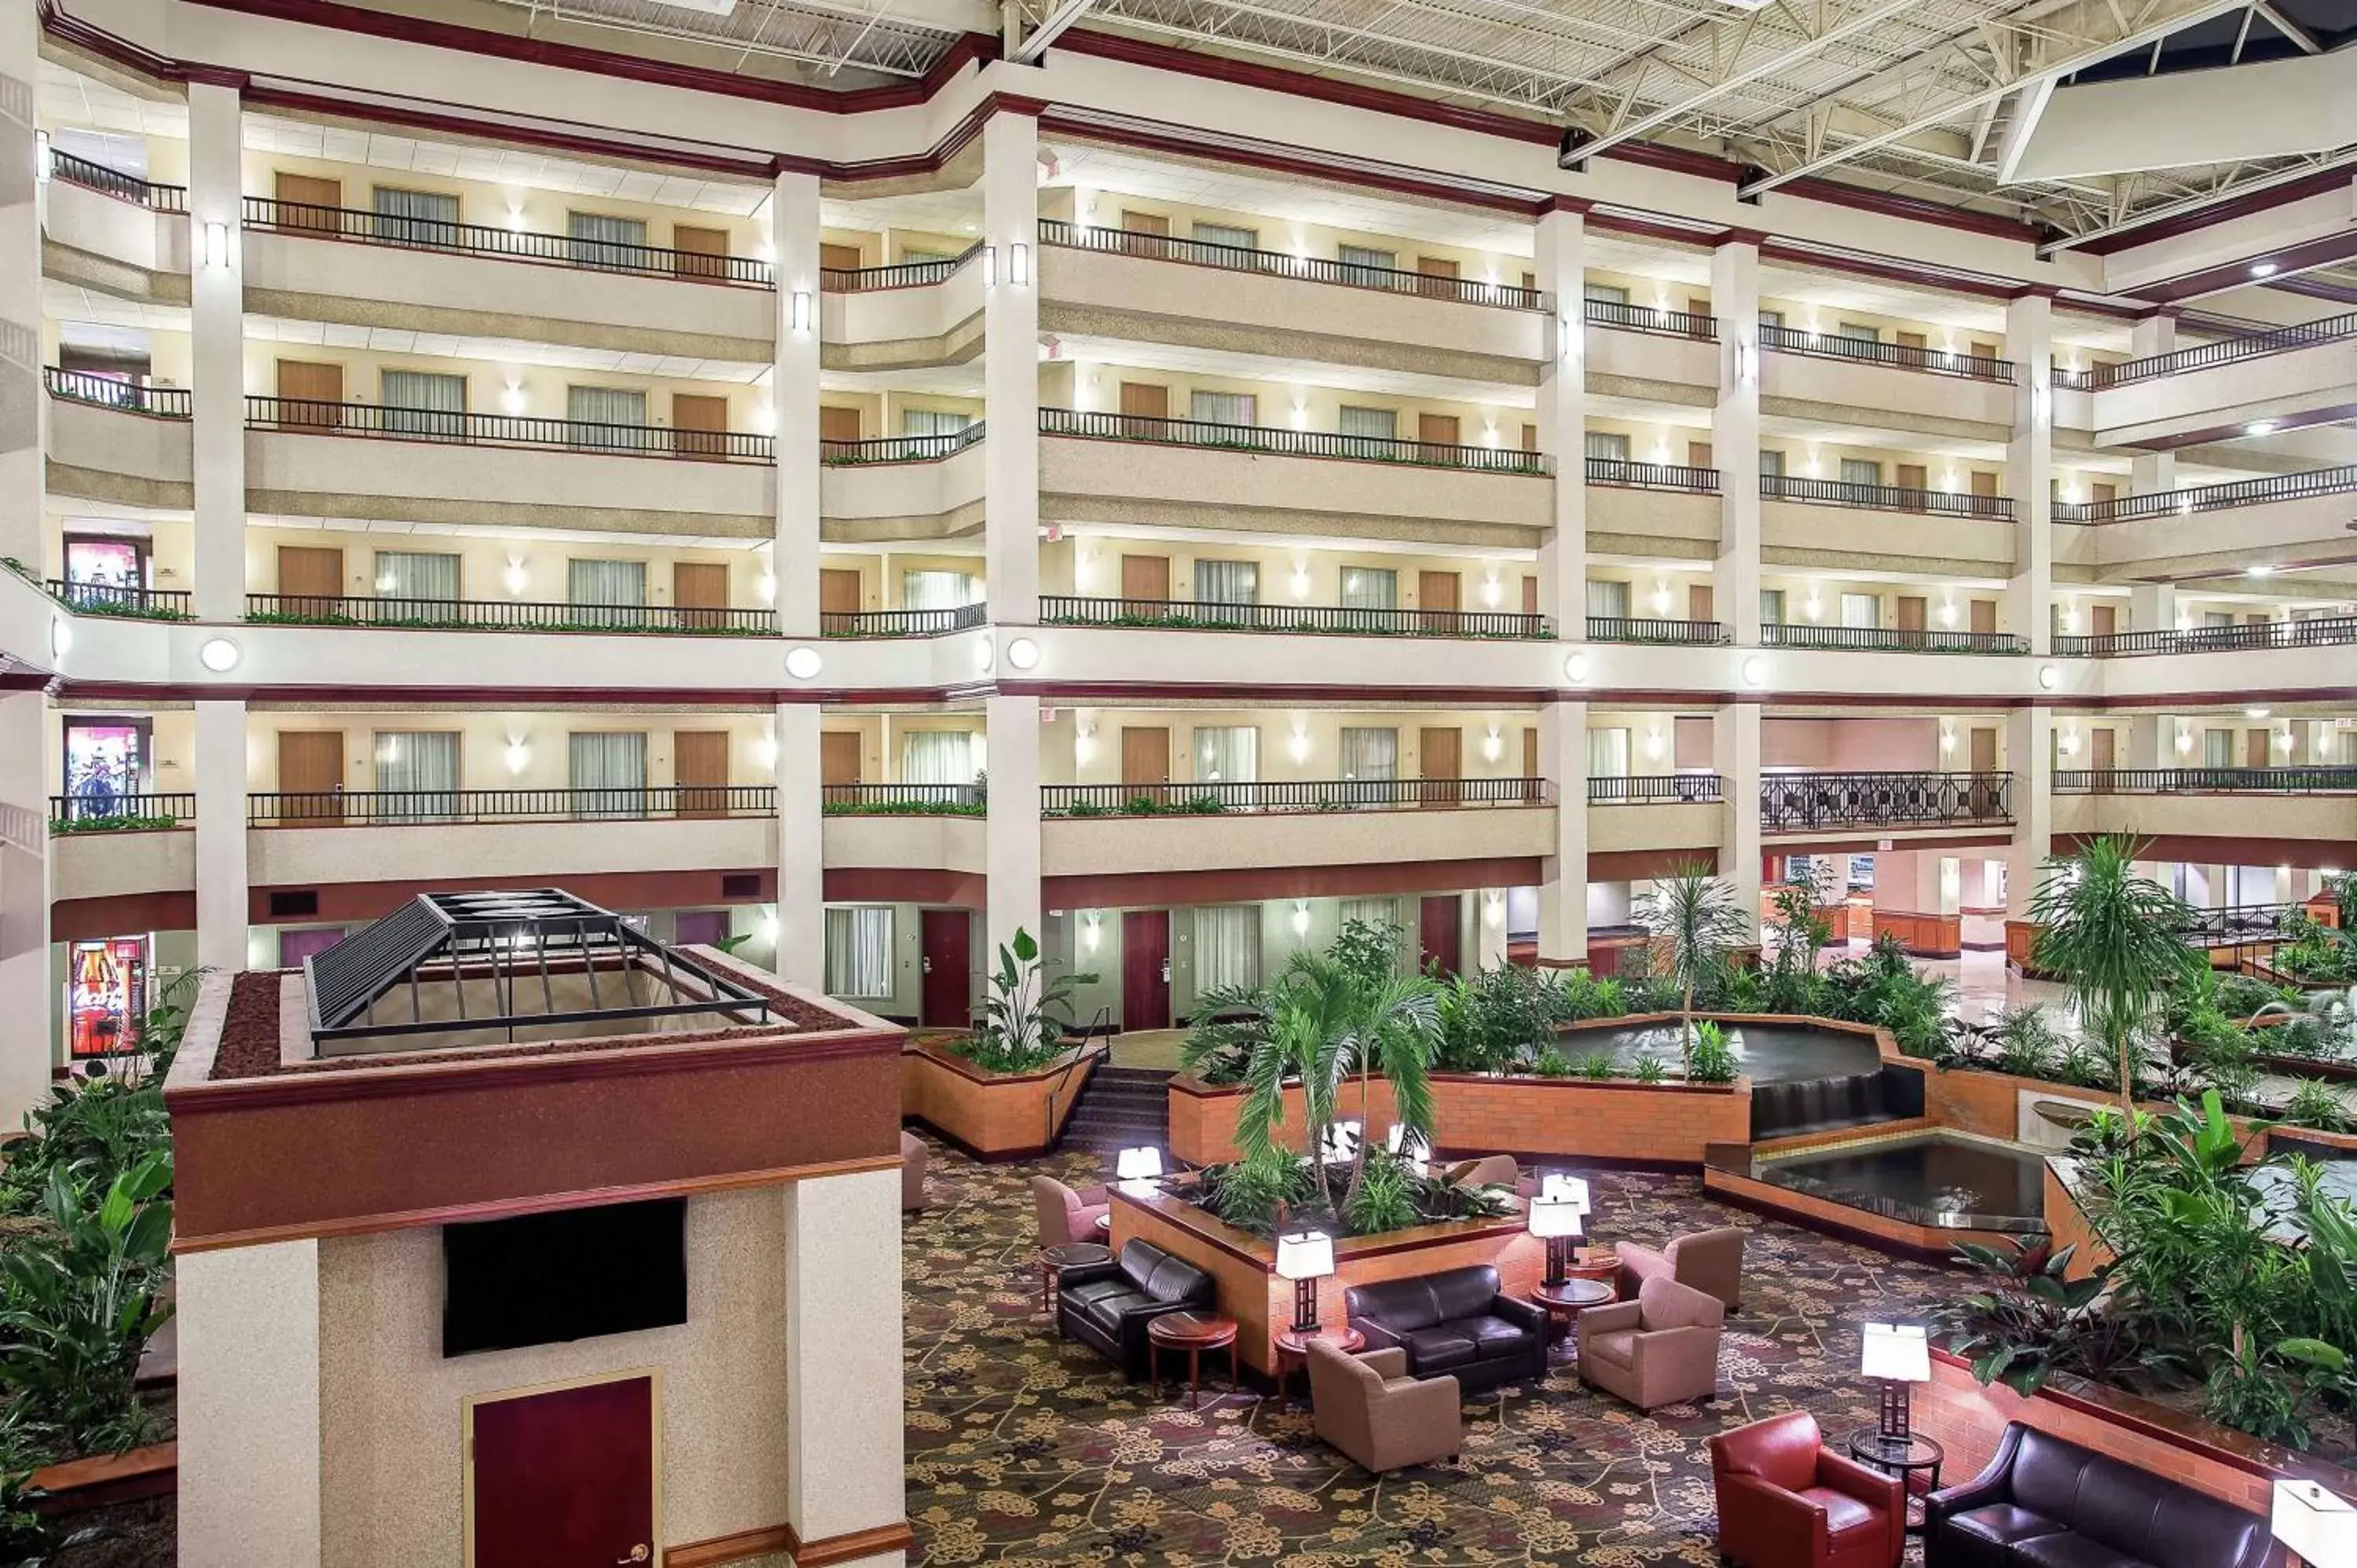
(1109, 1181, 1529, 1269)
(25, 1442, 178, 1515)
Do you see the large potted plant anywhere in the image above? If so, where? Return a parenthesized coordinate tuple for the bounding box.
(952, 925, 1094, 1074)
(2028, 834, 2201, 1109)
(1639, 862, 1751, 1076)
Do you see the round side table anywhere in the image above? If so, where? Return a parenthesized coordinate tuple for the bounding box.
(1530, 1277, 1615, 1351)
(1147, 1311, 1240, 1409)
(1846, 1429, 1944, 1533)
(1272, 1325, 1366, 1409)
(1039, 1243, 1111, 1320)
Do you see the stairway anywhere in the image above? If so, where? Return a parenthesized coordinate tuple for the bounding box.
(1057, 1064, 1172, 1155)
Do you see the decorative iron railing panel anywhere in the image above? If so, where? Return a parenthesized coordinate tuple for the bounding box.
(1039, 408, 1549, 474)
(1039, 595, 1550, 638)
(1762, 473, 2011, 519)
(244, 397, 775, 461)
(2055, 465, 2357, 522)
(245, 593, 775, 634)
(1038, 219, 1545, 310)
(2052, 768, 2357, 795)
(819, 604, 987, 636)
(1587, 775, 1722, 804)
(43, 367, 190, 417)
(48, 580, 192, 618)
(1585, 617, 1729, 645)
(49, 149, 185, 211)
(1041, 778, 1549, 815)
(247, 786, 779, 826)
(1585, 458, 1720, 493)
(2055, 615, 2357, 657)
(1758, 322, 2013, 383)
(1762, 624, 2029, 654)
(1759, 771, 2012, 830)
(2069, 311, 2357, 389)
(242, 197, 774, 285)
(819, 425, 984, 464)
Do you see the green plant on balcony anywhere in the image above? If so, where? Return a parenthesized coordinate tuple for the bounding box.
(820, 797, 985, 818)
(47, 812, 180, 835)
(1572, 1050, 1619, 1080)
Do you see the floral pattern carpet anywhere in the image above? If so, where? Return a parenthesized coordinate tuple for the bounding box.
(903, 1138, 1960, 1566)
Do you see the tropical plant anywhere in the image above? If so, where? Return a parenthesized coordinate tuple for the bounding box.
(1574, 1050, 1619, 1080)
(1937, 1237, 2160, 1396)
(1632, 1053, 1667, 1084)
(1342, 1147, 1420, 1236)
(2029, 836, 2202, 1108)
(1989, 1005, 2062, 1079)
(1530, 1047, 1572, 1079)
(1206, 1145, 1313, 1234)
(1687, 1020, 1739, 1083)
(2281, 1079, 2355, 1133)
(952, 927, 1095, 1074)
(1432, 962, 1566, 1074)
(1638, 863, 1751, 1075)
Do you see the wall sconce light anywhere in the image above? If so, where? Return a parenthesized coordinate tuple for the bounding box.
(2175, 722, 2194, 754)
(2032, 381, 2052, 427)
(981, 246, 997, 288)
(1484, 891, 1505, 926)
(2275, 727, 2294, 753)
(1291, 900, 1311, 938)
(1560, 314, 1581, 363)
(1939, 598, 1959, 626)
(500, 379, 526, 417)
(1733, 337, 1755, 387)
(753, 733, 779, 771)
(750, 401, 776, 436)
(504, 736, 532, 775)
(1939, 723, 1956, 754)
(198, 636, 240, 672)
(504, 203, 529, 233)
(1289, 394, 1308, 432)
(1075, 723, 1097, 768)
(1643, 724, 1664, 762)
(2059, 727, 2080, 757)
(755, 572, 777, 604)
(1009, 242, 1031, 287)
(1802, 445, 1822, 478)
(1481, 572, 1501, 607)
(49, 617, 70, 662)
(1802, 594, 1823, 622)
(202, 221, 229, 269)
(790, 291, 812, 335)
(1649, 580, 1672, 615)
(1288, 719, 1310, 765)
(1081, 911, 1102, 952)
(1288, 563, 1310, 601)
(1481, 420, 1501, 449)
(503, 558, 529, 596)
(1483, 727, 1504, 764)
(34, 130, 50, 182)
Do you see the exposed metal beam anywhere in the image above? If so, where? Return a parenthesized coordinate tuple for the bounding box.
(1992, 72, 2053, 182)
(1015, 0, 1100, 59)
(2254, 0, 2323, 52)
(2038, 146, 2357, 254)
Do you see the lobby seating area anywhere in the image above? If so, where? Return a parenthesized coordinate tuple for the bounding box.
(1344, 1264, 1552, 1394)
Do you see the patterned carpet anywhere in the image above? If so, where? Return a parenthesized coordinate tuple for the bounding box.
(903, 1138, 1961, 1566)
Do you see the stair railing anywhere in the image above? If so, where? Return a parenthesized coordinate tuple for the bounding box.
(1045, 1009, 1114, 1151)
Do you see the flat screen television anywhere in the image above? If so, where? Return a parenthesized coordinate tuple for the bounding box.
(442, 1198, 687, 1357)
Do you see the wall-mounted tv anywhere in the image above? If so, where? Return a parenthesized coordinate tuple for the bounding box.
(442, 1198, 687, 1357)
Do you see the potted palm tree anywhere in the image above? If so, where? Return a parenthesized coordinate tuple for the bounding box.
(2028, 834, 2201, 1110)
(1639, 862, 1752, 1076)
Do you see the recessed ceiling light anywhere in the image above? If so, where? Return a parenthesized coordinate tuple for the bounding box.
(2249, 261, 2278, 277)
(2246, 707, 2271, 720)
(2245, 419, 2278, 436)
(2248, 565, 2275, 578)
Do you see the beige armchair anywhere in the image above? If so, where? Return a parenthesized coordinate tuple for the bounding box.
(1032, 1174, 1111, 1247)
(900, 1131, 928, 1213)
(1617, 1225, 1746, 1310)
(1442, 1153, 1520, 1192)
(1576, 1275, 1725, 1411)
(1307, 1340, 1462, 1474)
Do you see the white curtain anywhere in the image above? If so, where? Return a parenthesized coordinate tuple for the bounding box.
(570, 559, 647, 628)
(825, 907, 893, 998)
(1193, 906, 1260, 992)
(371, 187, 460, 247)
(380, 370, 466, 437)
(1192, 222, 1258, 251)
(1194, 726, 1257, 786)
(1585, 430, 1631, 462)
(374, 550, 460, 607)
(902, 570, 975, 612)
(1582, 282, 1629, 306)
(1841, 593, 1879, 628)
(1339, 405, 1396, 440)
(1839, 457, 1883, 487)
(1337, 244, 1395, 286)
(2202, 729, 2233, 768)
(1340, 567, 1397, 610)
(900, 408, 972, 438)
(374, 731, 459, 819)
(1189, 390, 1256, 427)
(902, 731, 978, 786)
(569, 732, 648, 819)
(1194, 559, 1258, 605)
(568, 385, 649, 450)
(1587, 580, 1631, 619)
(1340, 727, 1398, 782)
(1759, 449, 1786, 478)
(1588, 727, 1631, 779)
(568, 211, 649, 269)
(1760, 589, 1787, 626)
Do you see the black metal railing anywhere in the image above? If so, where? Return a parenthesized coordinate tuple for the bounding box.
(1763, 472, 2011, 519)
(819, 244, 983, 291)
(1038, 219, 1545, 310)
(1758, 321, 2013, 383)
(2051, 364, 2099, 392)
(2179, 902, 2309, 950)
(1039, 407, 1547, 474)
(1585, 458, 1720, 493)
(2055, 464, 2357, 522)
(2053, 768, 2357, 796)
(1041, 778, 1549, 815)
(43, 367, 190, 417)
(48, 149, 185, 211)
(245, 593, 775, 634)
(821, 783, 985, 813)
(1584, 299, 1717, 339)
(1588, 775, 1722, 805)
(1759, 771, 2013, 830)
(819, 604, 987, 636)
(244, 397, 775, 461)
(241, 197, 774, 286)
(820, 425, 985, 464)
(48, 792, 196, 829)
(2074, 311, 2357, 389)
(48, 580, 192, 618)
(1586, 616, 1730, 645)
(247, 786, 778, 826)
(1762, 624, 2029, 654)
(1039, 595, 1551, 639)
(2055, 615, 2357, 658)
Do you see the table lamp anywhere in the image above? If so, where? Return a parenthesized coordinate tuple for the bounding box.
(1116, 1145, 1163, 1195)
(1528, 1193, 1585, 1286)
(1274, 1229, 1336, 1334)
(1321, 1119, 1363, 1163)
(1860, 1322, 1931, 1441)
(2275, 1480, 2356, 1568)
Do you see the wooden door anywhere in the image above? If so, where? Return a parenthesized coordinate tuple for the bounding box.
(819, 568, 862, 626)
(1415, 256, 1459, 297)
(2089, 603, 2117, 638)
(273, 172, 342, 232)
(1688, 584, 1714, 623)
(275, 359, 345, 427)
(1970, 471, 1999, 498)
(1895, 463, 1927, 509)
(1968, 727, 1997, 774)
(1688, 441, 1714, 469)
(2248, 730, 2271, 769)
(1521, 423, 1538, 452)
(1121, 727, 1170, 804)
(1419, 895, 1462, 979)
(1521, 576, 1538, 615)
(1122, 910, 1171, 1032)
(1970, 340, 1997, 361)
(1120, 555, 1170, 603)
(277, 730, 346, 823)
(673, 729, 729, 818)
(673, 562, 728, 630)
(1417, 412, 1461, 447)
(1417, 571, 1460, 625)
(2091, 482, 2117, 504)
(919, 909, 971, 1028)
(1419, 727, 1462, 808)
(819, 730, 862, 789)
(1119, 383, 1168, 421)
(2090, 728, 2117, 773)
(819, 242, 863, 274)
(467, 1374, 656, 1568)
(1896, 595, 1927, 632)
(1120, 211, 1170, 236)
(671, 394, 730, 460)
(819, 405, 862, 445)
(670, 223, 730, 280)
(277, 546, 344, 610)
(1970, 599, 1997, 636)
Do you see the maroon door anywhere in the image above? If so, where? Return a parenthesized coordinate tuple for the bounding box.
(919, 908, 972, 1028)
(468, 1375, 655, 1568)
(1122, 910, 1171, 1032)
(1419, 895, 1463, 979)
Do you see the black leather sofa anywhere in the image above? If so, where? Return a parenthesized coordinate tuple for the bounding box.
(1343, 1264, 1549, 1394)
(1055, 1239, 1217, 1379)
(1926, 1422, 2278, 1568)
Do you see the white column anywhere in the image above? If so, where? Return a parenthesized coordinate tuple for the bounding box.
(2, 4, 38, 569)
(984, 692, 1041, 962)
(1710, 238, 1762, 645)
(2129, 581, 2176, 637)
(1533, 203, 1586, 636)
(1714, 702, 1762, 931)
(2005, 292, 2055, 654)
(178, 1240, 321, 1568)
(188, 83, 245, 624)
(981, 111, 1040, 625)
(1535, 699, 1589, 962)
(0, 691, 48, 1119)
(2005, 703, 2054, 918)
(772, 174, 823, 639)
(783, 1170, 906, 1568)
(775, 702, 823, 988)
(2128, 313, 2176, 496)
(193, 701, 248, 972)
(1475, 889, 1509, 970)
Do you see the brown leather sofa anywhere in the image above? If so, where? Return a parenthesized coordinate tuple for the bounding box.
(1925, 1422, 2278, 1568)
(900, 1130, 927, 1212)
(1616, 1225, 1746, 1309)
(1574, 1274, 1725, 1409)
(1344, 1264, 1549, 1394)
(1055, 1239, 1216, 1379)
(1032, 1174, 1110, 1247)
(1306, 1339, 1462, 1474)
(1711, 1410, 1904, 1568)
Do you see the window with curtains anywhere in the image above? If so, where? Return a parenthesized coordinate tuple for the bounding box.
(900, 408, 972, 438)
(379, 370, 467, 438)
(567, 385, 650, 451)
(2202, 611, 2234, 628)
(1586, 580, 1631, 619)
(1840, 593, 1879, 628)
(1585, 431, 1631, 462)
(1582, 282, 1629, 306)
(1192, 221, 1258, 251)
(901, 570, 975, 612)
(1193, 726, 1257, 787)
(1194, 559, 1258, 605)
(567, 211, 649, 270)
(1836, 321, 1881, 343)
(1759, 449, 1786, 478)
(2202, 728, 2233, 768)
(1339, 727, 1398, 783)
(824, 907, 893, 998)
(568, 559, 647, 628)
(901, 730, 977, 786)
(1588, 727, 1631, 779)
(1760, 589, 1787, 625)
(1839, 458, 1883, 488)
(1339, 898, 1403, 967)
(373, 550, 460, 610)
(1193, 905, 1260, 993)
(1189, 390, 1257, 427)
(1337, 244, 1395, 287)
(371, 186, 460, 247)
(372, 731, 460, 819)
(900, 248, 952, 265)
(2334, 729, 2356, 766)
(1339, 567, 1397, 610)
(568, 731, 647, 819)
(1339, 405, 1396, 443)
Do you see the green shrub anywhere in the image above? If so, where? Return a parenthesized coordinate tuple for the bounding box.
(1688, 1020, 1739, 1083)
(1573, 1050, 1619, 1079)
(2280, 1079, 2354, 1132)
(1990, 1006, 2061, 1079)
(1530, 1047, 1572, 1079)
(1342, 1149, 1420, 1236)
(1632, 1053, 1667, 1084)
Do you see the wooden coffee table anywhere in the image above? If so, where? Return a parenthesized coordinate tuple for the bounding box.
(1273, 1324, 1366, 1408)
(1530, 1277, 1616, 1350)
(1039, 1243, 1112, 1318)
(1146, 1311, 1239, 1409)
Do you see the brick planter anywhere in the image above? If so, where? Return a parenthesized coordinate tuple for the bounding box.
(900, 1040, 1097, 1161)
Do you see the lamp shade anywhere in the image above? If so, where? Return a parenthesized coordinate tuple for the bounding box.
(1860, 1323, 1931, 1383)
(1116, 1146, 1164, 1182)
(1386, 1123, 1430, 1157)
(1540, 1173, 1592, 1214)
(2275, 1481, 2357, 1568)
(1528, 1193, 1585, 1240)
(1274, 1230, 1335, 1282)
(1321, 1120, 1363, 1160)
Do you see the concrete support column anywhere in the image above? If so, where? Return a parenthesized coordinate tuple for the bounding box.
(1714, 702, 1762, 933)
(0, 691, 48, 1118)
(784, 1170, 907, 1568)
(2, 3, 39, 570)
(1710, 238, 1762, 645)
(1535, 699, 1589, 963)
(984, 693, 1041, 963)
(2005, 293, 2055, 654)
(178, 1239, 322, 1568)
(771, 172, 823, 639)
(2129, 314, 2176, 496)
(2129, 581, 2176, 637)
(1533, 203, 1586, 636)
(981, 111, 1040, 625)
(188, 82, 245, 624)
(775, 702, 823, 988)
(2006, 704, 2055, 918)
(193, 700, 248, 972)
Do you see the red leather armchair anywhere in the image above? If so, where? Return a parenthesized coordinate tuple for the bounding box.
(1710, 1412, 1904, 1568)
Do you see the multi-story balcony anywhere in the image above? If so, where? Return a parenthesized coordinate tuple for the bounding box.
(2053, 767, 2357, 795)
(1761, 624, 2029, 655)
(2055, 614, 2357, 658)
(2053, 768, 2357, 847)
(1586, 774, 1721, 856)
(2055, 464, 2357, 580)
(49, 791, 196, 832)
(2069, 311, 2357, 449)
(1759, 322, 2014, 383)
(1039, 596, 1550, 639)
(1040, 777, 1546, 815)
(43, 370, 194, 507)
(1586, 775, 1721, 804)
(1583, 302, 1718, 388)
(1761, 473, 2015, 577)
(242, 593, 777, 636)
(27, 573, 192, 621)
(819, 248, 987, 370)
(1584, 458, 1721, 555)
(244, 786, 778, 826)
(1761, 474, 2011, 520)
(42, 367, 189, 419)
(1758, 321, 2015, 429)
(40, 152, 189, 282)
(1758, 771, 2012, 833)
(820, 604, 989, 638)
(821, 783, 986, 815)
(1585, 616, 1729, 646)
